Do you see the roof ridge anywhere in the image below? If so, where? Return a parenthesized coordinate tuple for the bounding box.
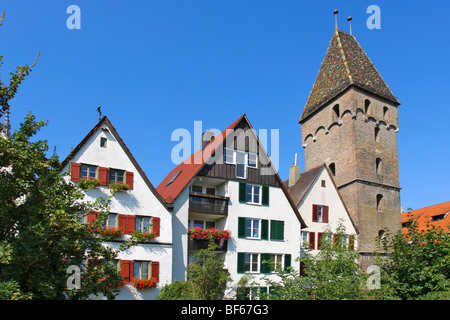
(335, 30, 353, 85)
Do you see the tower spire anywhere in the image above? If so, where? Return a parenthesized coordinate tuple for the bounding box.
(334, 9, 339, 30)
(347, 16, 353, 35)
(3, 109, 11, 137)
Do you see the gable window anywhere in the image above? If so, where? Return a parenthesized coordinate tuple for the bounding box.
(246, 184, 261, 204)
(245, 218, 260, 239)
(100, 137, 107, 148)
(236, 150, 247, 179)
(80, 164, 98, 180)
(109, 169, 125, 184)
(224, 147, 235, 164)
(248, 153, 258, 168)
(312, 204, 329, 223)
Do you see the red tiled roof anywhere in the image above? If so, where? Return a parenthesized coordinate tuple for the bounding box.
(402, 201, 450, 233)
(156, 114, 246, 204)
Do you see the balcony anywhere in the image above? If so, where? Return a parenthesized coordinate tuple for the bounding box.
(188, 237, 228, 252)
(189, 192, 229, 216)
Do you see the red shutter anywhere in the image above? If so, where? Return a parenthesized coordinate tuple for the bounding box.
(71, 163, 80, 182)
(118, 214, 127, 233)
(151, 261, 159, 282)
(318, 232, 323, 249)
(309, 232, 316, 249)
(312, 204, 318, 222)
(323, 206, 329, 223)
(349, 235, 355, 250)
(152, 217, 160, 237)
(126, 215, 135, 235)
(120, 260, 133, 280)
(87, 211, 98, 223)
(126, 171, 134, 190)
(333, 233, 337, 248)
(99, 167, 109, 186)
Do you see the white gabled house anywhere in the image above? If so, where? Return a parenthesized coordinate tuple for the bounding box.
(156, 114, 306, 300)
(60, 116, 172, 300)
(285, 163, 358, 272)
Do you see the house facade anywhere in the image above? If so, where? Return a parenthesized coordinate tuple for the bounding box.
(285, 163, 357, 272)
(156, 114, 306, 299)
(60, 116, 172, 300)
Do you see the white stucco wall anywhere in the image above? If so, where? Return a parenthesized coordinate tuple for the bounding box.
(61, 122, 172, 300)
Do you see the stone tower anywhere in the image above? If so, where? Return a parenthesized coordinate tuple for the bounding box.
(299, 26, 401, 268)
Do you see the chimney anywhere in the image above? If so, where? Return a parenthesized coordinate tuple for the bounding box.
(201, 130, 215, 150)
(288, 153, 301, 188)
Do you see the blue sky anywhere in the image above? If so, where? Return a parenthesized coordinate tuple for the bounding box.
(1, 1, 449, 211)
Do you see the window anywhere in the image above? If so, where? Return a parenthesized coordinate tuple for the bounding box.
(376, 158, 382, 175)
(224, 148, 235, 164)
(248, 153, 258, 168)
(376, 194, 385, 211)
(321, 180, 326, 187)
(245, 219, 260, 238)
(246, 184, 261, 204)
(236, 150, 247, 179)
(312, 204, 329, 223)
(189, 219, 215, 229)
(191, 185, 203, 193)
(103, 213, 118, 228)
(378, 230, 385, 239)
(166, 170, 182, 186)
(100, 137, 107, 148)
(245, 253, 259, 273)
(365, 99, 371, 114)
(80, 164, 97, 180)
(133, 261, 150, 279)
(135, 216, 151, 232)
(109, 169, 125, 184)
(270, 220, 284, 240)
(375, 127, 380, 142)
(332, 104, 340, 119)
(270, 254, 283, 272)
(301, 231, 309, 247)
(191, 185, 216, 195)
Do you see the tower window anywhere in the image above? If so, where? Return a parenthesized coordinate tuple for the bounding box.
(329, 163, 336, 176)
(376, 158, 382, 175)
(375, 127, 380, 142)
(378, 230, 385, 239)
(365, 99, 371, 114)
(376, 194, 385, 212)
(383, 106, 390, 121)
(332, 104, 340, 119)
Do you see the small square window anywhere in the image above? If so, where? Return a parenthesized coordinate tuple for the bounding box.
(100, 137, 107, 148)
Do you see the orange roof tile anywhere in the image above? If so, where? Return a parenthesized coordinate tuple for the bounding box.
(402, 201, 450, 234)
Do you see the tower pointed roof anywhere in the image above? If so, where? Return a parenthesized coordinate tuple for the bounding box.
(299, 29, 400, 123)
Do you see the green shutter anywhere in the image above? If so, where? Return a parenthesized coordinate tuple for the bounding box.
(237, 252, 246, 274)
(239, 182, 247, 203)
(238, 217, 246, 238)
(260, 253, 271, 273)
(261, 219, 268, 240)
(270, 220, 284, 241)
(262, 186, 269, 205)
(284, 254, 291, 270)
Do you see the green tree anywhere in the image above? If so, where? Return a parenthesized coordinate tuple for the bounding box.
(375, 218, 450, 300)
(267, 220, 365, 300)
(157, 241, 230, 300)
(0, 13, 125, 300)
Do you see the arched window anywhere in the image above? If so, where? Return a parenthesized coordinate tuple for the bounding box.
(378, 230, 385, 239)
(329, 163, 336, 176)
(383, 106, 390, 122)
(376, 194, 385, 212)
(376, 158, 382, 175)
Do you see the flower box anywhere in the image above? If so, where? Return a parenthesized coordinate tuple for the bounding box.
(130, 277, 157, 290)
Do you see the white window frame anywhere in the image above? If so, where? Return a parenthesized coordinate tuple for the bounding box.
(246, 184, 261, 205)
(248, 152, 258, 168)
(270, 254, 283, 273)
(103, 213, 118, 228)
(245, 253, 260, 273)
(135, 216, 152, 233)
(235, 150, 248, 179)
(317, 205, 323, 223)
(245, 218, 260, 239)
(224, 147, 236, 164)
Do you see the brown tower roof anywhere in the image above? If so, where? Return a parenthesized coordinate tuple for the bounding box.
(299, 29, 400, 123)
